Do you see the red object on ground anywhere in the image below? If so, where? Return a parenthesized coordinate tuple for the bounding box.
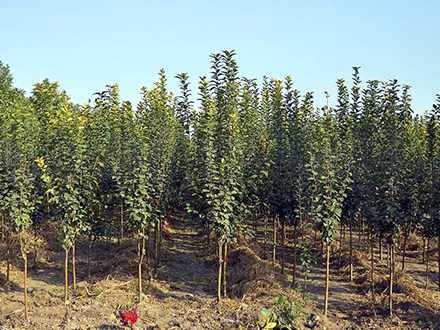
(120, 306, 138, 327)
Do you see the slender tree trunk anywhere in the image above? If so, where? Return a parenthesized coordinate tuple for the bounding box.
(438, 239, 440, 291)
(154, 222, 159, 277)
(263, 215, 268, 255)
(20, 234, 29, 321)
(292, 224, 297, 287)
(349, 224, 353, 282)
(158, 218, 163, 270)
(223, 243, 228, 298)
(324, 243, 330, 316)
(371, 233, 375, 304)
(65, 248, 69, 304)
(138, 228, 146, 303)
(88, 234, 92, 283)
(425, 238, 429, 290)
(273, 216, 277, 269)
(72, 240, 77, 295)
(338, 221, 342, 273)
(358, 220, 362, 251)
(120, 203, 124, 242)
(6, 228, 10, 282)
(389, 245, 394, 317)
(147, 225, 152, 281)
(281, 220, 285, 275)
(24, 251, 28, 320)
(218, 242, 223, 301)
(422, 237, 427, 265)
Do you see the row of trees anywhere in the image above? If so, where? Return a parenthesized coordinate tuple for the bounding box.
(1, 52, 440, 319)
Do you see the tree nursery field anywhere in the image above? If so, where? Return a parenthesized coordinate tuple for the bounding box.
(1, 51, 440, 329)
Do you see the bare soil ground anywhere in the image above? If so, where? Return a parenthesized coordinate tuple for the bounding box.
(1, 214, 440, 330)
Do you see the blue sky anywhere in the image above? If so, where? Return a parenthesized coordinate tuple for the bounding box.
(1, 0, 439, 115)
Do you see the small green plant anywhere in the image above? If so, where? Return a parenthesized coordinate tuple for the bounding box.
(257, 296, 287, 329)
(257, 295, 309, 330)
(275, 294, 309, 330)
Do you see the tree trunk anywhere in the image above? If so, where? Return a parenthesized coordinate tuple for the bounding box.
(437, 237, 440, 291)
(273, 216, 277, 269)
(154, 222, 159, 277)
(438, 239, 440, 291)
(223, 243, 228, 298)
(422, 237, 427, 265)
(24, 251, 29, 320)
(120, 203, 124, 242)
(281, 220, 285, 275)
(338, 221, 342, 273)
(217, 242, 223, 301)
(6, 228, 10, 282)
(263, 215, 268, 255)
(72, 240, 77, 295)
(147, 225, 152, 281)
(138, 228, 146, 303)
(425, 238, 429, 290)
(349, 225, 353, 282)
(324, 243, 330, 316)
(158, 218, 163, 271)
(88, 234, 92, 283)
(292, 224, 297, 287)
(371, 233, 375, 304)
(20, 234, 29, 321)
(389, 245, 394, 317)
(65, 248, 69, 304)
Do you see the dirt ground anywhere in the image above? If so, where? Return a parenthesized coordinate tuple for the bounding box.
(1, 215, 440, 330)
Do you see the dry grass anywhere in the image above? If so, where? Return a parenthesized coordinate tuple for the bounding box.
(227, 246, 277, 299)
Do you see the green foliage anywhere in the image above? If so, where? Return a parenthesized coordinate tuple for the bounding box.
(308, 107, 353, 244)
(257, 296, 287, 329)
(257, 295, 308, 330)
(300, 241, 317, 271)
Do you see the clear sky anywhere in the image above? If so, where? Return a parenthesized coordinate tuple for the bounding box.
(1, 0, 439, 115)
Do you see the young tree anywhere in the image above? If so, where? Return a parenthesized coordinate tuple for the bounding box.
(308, 100, 353, 316)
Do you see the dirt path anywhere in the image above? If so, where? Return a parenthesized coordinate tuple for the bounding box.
(158, 216, 216, 299)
